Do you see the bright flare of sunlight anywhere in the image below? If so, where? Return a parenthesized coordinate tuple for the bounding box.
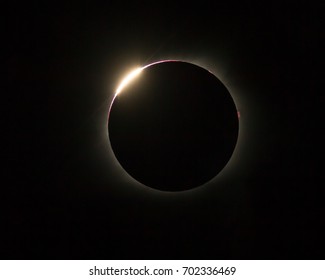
(115, 67, 143, 96)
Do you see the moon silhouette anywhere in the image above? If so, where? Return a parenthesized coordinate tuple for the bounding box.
(108, 60, 239, 192)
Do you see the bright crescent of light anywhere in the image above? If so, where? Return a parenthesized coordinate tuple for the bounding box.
(115, 67, 143, 96)
(115, 61, 180, 96)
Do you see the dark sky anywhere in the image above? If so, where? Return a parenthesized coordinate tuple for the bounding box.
(6, 1, 324, 259)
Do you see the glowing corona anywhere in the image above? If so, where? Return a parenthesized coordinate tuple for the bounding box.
(108, 59, 244, 190)
(115, 67, 143, 96)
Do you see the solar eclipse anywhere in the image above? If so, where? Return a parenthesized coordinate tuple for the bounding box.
(108, 60, 239, 192)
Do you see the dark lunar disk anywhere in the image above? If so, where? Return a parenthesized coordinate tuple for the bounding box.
(108, 61, 239, 191)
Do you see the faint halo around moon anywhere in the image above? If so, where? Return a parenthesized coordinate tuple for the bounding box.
(108, 60, 239, 192)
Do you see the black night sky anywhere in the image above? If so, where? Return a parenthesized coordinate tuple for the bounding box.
(6, 1, 324, 259)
